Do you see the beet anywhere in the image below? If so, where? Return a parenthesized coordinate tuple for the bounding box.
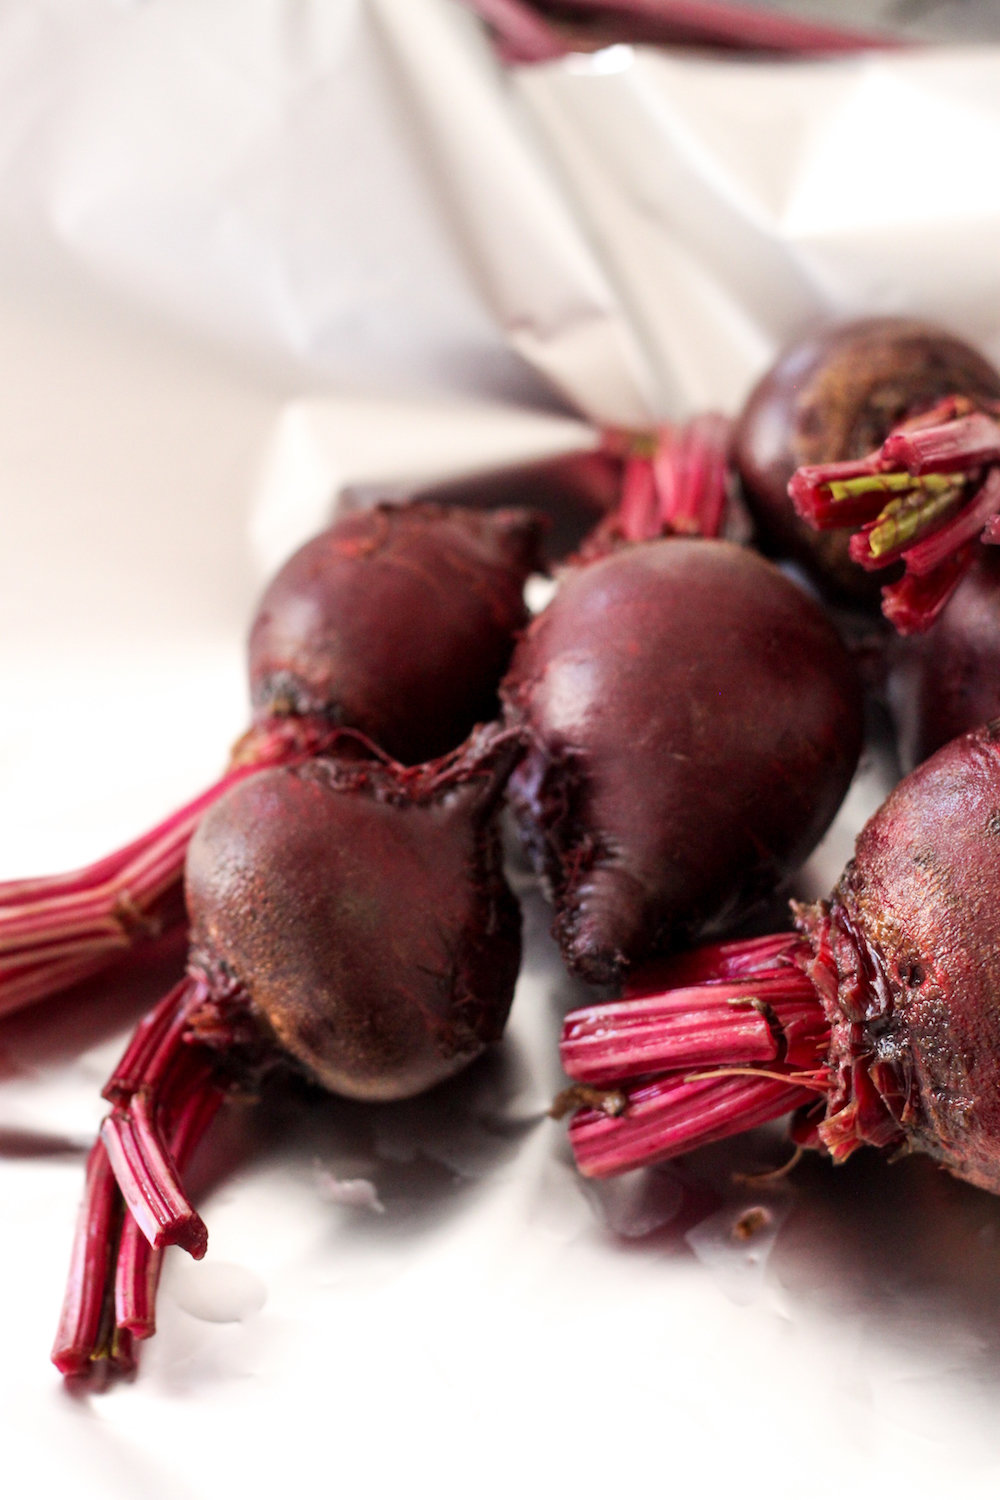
(0, 502, 543, 1015)
(248, 502, 543, 765)
(501, 535, 863, 986)
(887, 549, 1000, 771)
(559, 721, 1000, 1194)
(734, 317, 1000, 618)
(52, 724, 522, 1377)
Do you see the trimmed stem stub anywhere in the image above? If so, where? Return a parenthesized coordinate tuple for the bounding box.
(789, 398, 1000, 632)
(584, 415, 734, 559)
(559, 911, 917, 1179)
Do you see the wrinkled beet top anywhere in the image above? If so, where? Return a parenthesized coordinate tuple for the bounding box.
(249, 502, 545, 764)
(803, 722, 1000, 1195)
(734, 317, 1000, 601)
(502, 537, 863, 984)
(185, 734, 522, 1102)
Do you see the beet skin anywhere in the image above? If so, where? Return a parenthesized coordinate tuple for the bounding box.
(501, 537, 863, 985)
(887, 550, 1000, 772)
(185, 733, 522, 1102)
(249, 501, 544, 764)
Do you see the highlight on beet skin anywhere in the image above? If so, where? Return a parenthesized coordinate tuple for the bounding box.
(558, 720, 1000, 1197)
(0, 501, 544, 1018)
(734, 317, 1000, 627)
(501, 523, 863, 986)
(52, 723, 523, 1380)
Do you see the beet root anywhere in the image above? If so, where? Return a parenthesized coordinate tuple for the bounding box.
(1, 501, 543, 1016)
(249, 502, 545, 765)
(887, 549, 1000, 771)
(52, 724, 522, 1377)
(560, 722, 1000, 1196)
(185, 734, 522, 1102)
(734, 317, 1000, 614)
(501, 537, 863, 985)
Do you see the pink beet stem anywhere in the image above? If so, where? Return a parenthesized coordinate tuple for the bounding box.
(900, 466, 1000, 577)
(653, 413, 731, 538)
(883, 411, 1000, 474)
(597, 415, 732, 552)
(569, 1072, 820, 1178)
(100, 1095, 209, 1257)
(99, 978, 221, 1254)
(104, 979, 196, 1102)
(115, 1076, 223, 1337)
(51, 1141, 123, 1376)
(880, 542, 976, 635)
(0, 720, 336, 1017)
(560, 934, 832, 1177)
(625, 931, 806, 991)
(54, 1008, 225, 1373)
(789, 399, 1000, 634)
(562, 973, 825, 1083)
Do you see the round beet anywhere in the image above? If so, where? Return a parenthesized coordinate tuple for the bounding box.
(502, 537, 863, 985)
(1, 501, 543, 1016)
(185, 746, 521, 1102)
(51, 725, 523, 1378)
(734, 317, 1000, 606)
(559, 722, 1000, 1197)
(887, 549, 1000, 771)
(249, 502, 544, 764)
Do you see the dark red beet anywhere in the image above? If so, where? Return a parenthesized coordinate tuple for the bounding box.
(887, 550, 1000, 771)
(560, 722, 1000, 1195)
(501, 537, 863, 985)
(52, 725, 522, 1377)
(249, 502, 544, 765)
(0, 502, 543, 1015)
(734, 317, 1000, 610)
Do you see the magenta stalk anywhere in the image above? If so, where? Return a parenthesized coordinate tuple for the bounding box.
(790, 398, 1000, 632)
(0, 720, 338, 1017)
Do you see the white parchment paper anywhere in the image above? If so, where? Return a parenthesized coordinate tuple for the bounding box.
(4, 4, 1000, 1496)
